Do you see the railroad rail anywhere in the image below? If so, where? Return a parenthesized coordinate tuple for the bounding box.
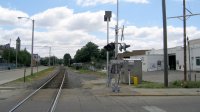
(49, 69, 66, 112)
(9, 67, 67, 112)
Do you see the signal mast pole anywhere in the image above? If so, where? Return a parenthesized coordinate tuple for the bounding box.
(115, 0, 119, 58)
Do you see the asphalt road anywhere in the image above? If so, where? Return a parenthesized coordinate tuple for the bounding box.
(1, 90, 200, 112)
(1, 69, 200, 112)
(57, 89, 200, 112)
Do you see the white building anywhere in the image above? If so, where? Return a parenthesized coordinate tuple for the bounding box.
(189, 39, 200, 71)
(130, 53, 163, 72)
(130, 38, 200, 72)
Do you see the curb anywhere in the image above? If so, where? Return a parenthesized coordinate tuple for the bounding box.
(0, 87, 17, 90)
(107, 93, 200, 96)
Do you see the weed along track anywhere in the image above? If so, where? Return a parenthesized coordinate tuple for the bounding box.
(9, 67, 68, 112)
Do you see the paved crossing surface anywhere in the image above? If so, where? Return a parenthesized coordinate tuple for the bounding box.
(143, 106, 166, 112)
(54, 89, 200, 112)
(1, 69, 200, 112)
(1, 88, 200, 112)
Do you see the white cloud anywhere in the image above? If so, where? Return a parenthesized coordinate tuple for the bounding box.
(0, 6, 28, 26)
(76, 0, 149, 6)
(61, 11, 105, 32)
(0, 6, 110, 58)
(77, 0, 116, 6)
(32, 7, 73, 28)
(124, 0, 149, 4)
(1, 6, 200, 58)
(123, 25, 200, 52)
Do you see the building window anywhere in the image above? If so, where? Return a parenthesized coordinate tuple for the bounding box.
(157, 60, 161, 66)
(176, 60, 179, 65)
(196, 57, 200, 66)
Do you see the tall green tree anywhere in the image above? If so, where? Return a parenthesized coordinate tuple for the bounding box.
(2, 48, 15, 63)
(50, 56, 59, 66)
(40, 56, 60, 66)
(63, 53, 71, 66)
(99, 48, 115, 60)
(74, 42, 99, 63)
(40, 57, 49, 66)
(18, 49, 31, 66)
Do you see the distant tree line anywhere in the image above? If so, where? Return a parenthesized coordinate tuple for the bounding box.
(2, 48, 63, 67)
(40, 56, 63, 66)
(2, 48, 31, 66)
(63, 42, 114, 68)
(74, 42, 114, 63)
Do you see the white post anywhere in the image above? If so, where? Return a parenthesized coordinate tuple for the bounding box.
(106, 18, 110, 87)
(128, 71, 131, 86)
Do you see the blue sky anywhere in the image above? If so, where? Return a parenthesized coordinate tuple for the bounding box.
(0, 0, 200, 58)
(1, 0, 199, 27)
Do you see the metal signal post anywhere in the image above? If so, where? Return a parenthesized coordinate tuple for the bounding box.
(104, 11, 112, 87)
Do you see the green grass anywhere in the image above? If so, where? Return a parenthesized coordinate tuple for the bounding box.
(169, 80, 200, 88)
(15, 67, 55, 82)
(135, 81, 165, 88)
(135, 80, 200, 88)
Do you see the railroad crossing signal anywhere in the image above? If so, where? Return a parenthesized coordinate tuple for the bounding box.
(104, 42, 115, 51)
(119, 43, 130, 52)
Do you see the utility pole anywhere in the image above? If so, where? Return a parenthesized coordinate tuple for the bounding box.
(162, 0, 168, 87)
(183, 0, 187, 81)
(115, 0, 119, 58)
(53, 55, 55, 66)
(16, 39, 19, 68)
(49, 47, 51, 66)
(113, 0, 120, 92)
(31, 19, 34, 75)
(168, 0, 200, 81)
(9, 39, 11, 69)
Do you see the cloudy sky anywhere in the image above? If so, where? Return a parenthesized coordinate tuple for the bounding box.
(0, 0, 200, 58)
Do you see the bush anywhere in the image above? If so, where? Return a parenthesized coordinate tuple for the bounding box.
(170, 80, 200, 88)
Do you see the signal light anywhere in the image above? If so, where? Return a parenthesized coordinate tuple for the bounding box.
(104, 42, 115, 51)
(119, 43, 130, 52)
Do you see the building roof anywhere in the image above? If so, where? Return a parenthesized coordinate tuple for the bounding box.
(118, 50, 149, 59)
(189, 38, 200, 45)
(0, 44, 10, 49)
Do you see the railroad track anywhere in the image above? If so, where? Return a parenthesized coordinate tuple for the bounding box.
(9, 67, 67, 112)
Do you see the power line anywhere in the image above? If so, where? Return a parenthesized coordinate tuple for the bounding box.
(168, 0, 200, 81)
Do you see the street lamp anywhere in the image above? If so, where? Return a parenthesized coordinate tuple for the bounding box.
(18, 17, 35, 75)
